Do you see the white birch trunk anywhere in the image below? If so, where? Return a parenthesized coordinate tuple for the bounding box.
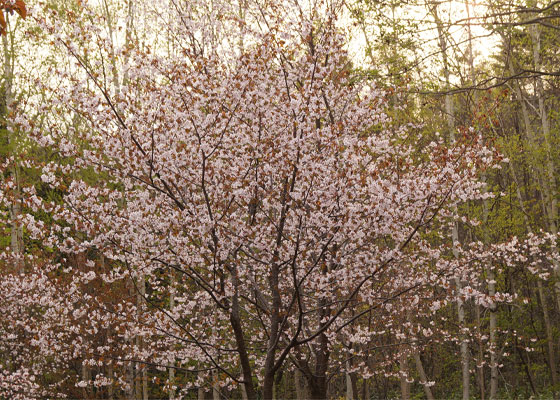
(399, 351, 410, 400)
(430, 5, 470, 397)
(414, 351, 435, 400)
(346, 359, 354, 400)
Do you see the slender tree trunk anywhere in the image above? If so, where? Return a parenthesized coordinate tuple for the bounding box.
(198, 370, 205, 400)
(363, 377, 370, 400)
(346, 366, 353, 400)
(241, 374, 249, 400)
(456, 293, 470, 400)
(123, 0, 134, 86)
(212, 370, 220, 400)
(307, 328, 330, 399)
(100, 254, 115, 400)
(81, 362, 91, 399)
(230, 274, 257, 400)
(430, 5, 470, 398)
(414, 351, 435, 400)
(487, 267, 498, 399)
(107, 360, 114, 400)
(263, 262, 281, 400)
(126, 280, 135, 400)
(169, 279, 176, 400)
(399, 351, 410, 400)
(475, 304, 486, 400)
(2, 14, 23, 273)
(479, 172, 498, 399)
(344, 342, 358, 400)
(538, 280, 558, 387)
(295, 367, 309, 400)
(101, 0, 120, 94)
(345, 360, 354, 400)
(464, 4, 497, 395)
(135, 277, 147, 399)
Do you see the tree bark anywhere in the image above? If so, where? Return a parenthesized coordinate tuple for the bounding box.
(414, 351, 434, 400)
(399, 351, 410, 400)
(295, 368, 309, 400)
(169, 279, 176, 400)
(306, 329, 330, 399)
(230, 277, 257, 400)
(475, 303, 486, 400)
(430, 5, 470, 398)
(487, 267, 498, 399)
(2, 13, 23, 273)
(346, 359, 354, 400)
(212, 369, 220, 400)
(198, 370, 205, 400)
(263, 261, 281, 400)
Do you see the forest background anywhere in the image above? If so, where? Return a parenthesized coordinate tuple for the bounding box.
(1, 0, 560, 399)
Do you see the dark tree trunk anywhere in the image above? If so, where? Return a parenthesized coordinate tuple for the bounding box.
(230, 288, 257, 400)
(308, 331, 330, 399)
